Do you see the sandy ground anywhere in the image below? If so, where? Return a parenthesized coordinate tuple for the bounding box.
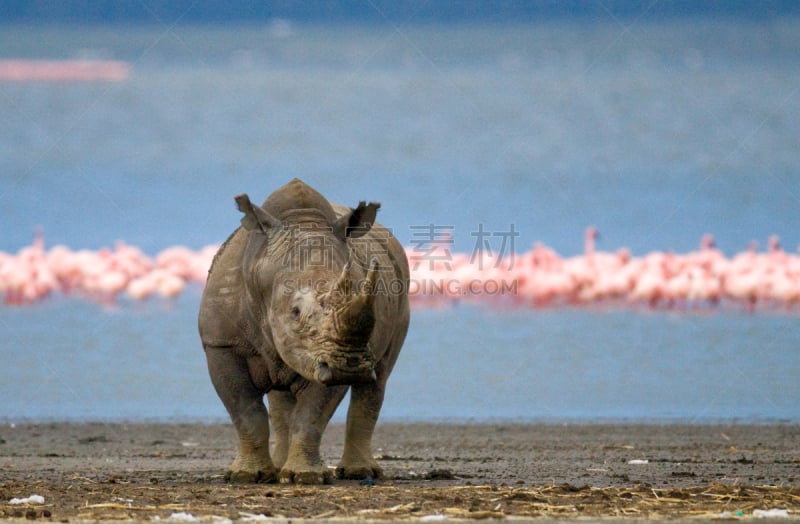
(0, 422, 798, 521)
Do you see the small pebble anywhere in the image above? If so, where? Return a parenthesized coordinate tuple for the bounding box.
(360, 476, 375, 486)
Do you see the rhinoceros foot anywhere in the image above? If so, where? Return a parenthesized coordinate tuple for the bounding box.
(278, 466, 333, 485)
(336, 462, 383, 480)
(224, 468, 277, 484)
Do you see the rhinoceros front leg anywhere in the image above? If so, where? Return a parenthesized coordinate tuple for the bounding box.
(336, 381, 385, 479)
(278, 383, 348, 485)
(205, 345, 276, 483)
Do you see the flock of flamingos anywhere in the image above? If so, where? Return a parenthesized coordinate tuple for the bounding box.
(1, 228, 799, 312)
(3, 62, 798, 313)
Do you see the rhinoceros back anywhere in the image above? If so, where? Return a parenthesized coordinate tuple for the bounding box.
(198, 227, 253, 348)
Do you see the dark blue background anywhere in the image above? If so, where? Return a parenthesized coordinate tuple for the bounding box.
(2, 0, 798, 25)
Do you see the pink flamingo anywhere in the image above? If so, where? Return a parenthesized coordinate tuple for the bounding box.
(584, 226, 598, 263)
(126, 275, 157, 300)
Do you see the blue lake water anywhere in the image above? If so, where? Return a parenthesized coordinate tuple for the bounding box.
(1, 19, 799, 422)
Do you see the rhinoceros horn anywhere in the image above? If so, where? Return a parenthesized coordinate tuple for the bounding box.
(332, 258, 379, 346)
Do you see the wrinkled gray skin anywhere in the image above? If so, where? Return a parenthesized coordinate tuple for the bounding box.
(199, 179, 409, 485)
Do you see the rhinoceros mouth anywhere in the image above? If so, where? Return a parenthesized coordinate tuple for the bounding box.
(314, 351, 376, 386)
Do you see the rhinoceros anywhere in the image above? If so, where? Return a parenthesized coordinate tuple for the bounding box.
(198, 178, 409, 484)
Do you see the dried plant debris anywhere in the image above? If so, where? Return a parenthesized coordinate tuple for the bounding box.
(1, 481, 798, 520)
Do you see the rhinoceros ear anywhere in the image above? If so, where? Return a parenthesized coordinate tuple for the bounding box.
(234, 193, 282, 234)
(334, 201, 380, 240)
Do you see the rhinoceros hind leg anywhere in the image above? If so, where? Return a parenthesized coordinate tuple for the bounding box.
(267, 390, 295, 469)
(225, 468, 276, 484)
(336, 463, 383, 480)
(278, 466, 334, 485)
(277, 383, 347, 484)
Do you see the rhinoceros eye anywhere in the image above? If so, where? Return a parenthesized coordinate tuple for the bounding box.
(291, 306, 301, 321)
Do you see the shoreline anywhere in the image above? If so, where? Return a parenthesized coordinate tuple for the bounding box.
(1, 422, 798, 520)
(3, 416, 798, 425)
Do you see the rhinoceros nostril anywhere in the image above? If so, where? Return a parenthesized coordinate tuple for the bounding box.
(315, 361, 333, 383)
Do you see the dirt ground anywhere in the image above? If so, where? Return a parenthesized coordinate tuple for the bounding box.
(1, 422, 798, 521)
